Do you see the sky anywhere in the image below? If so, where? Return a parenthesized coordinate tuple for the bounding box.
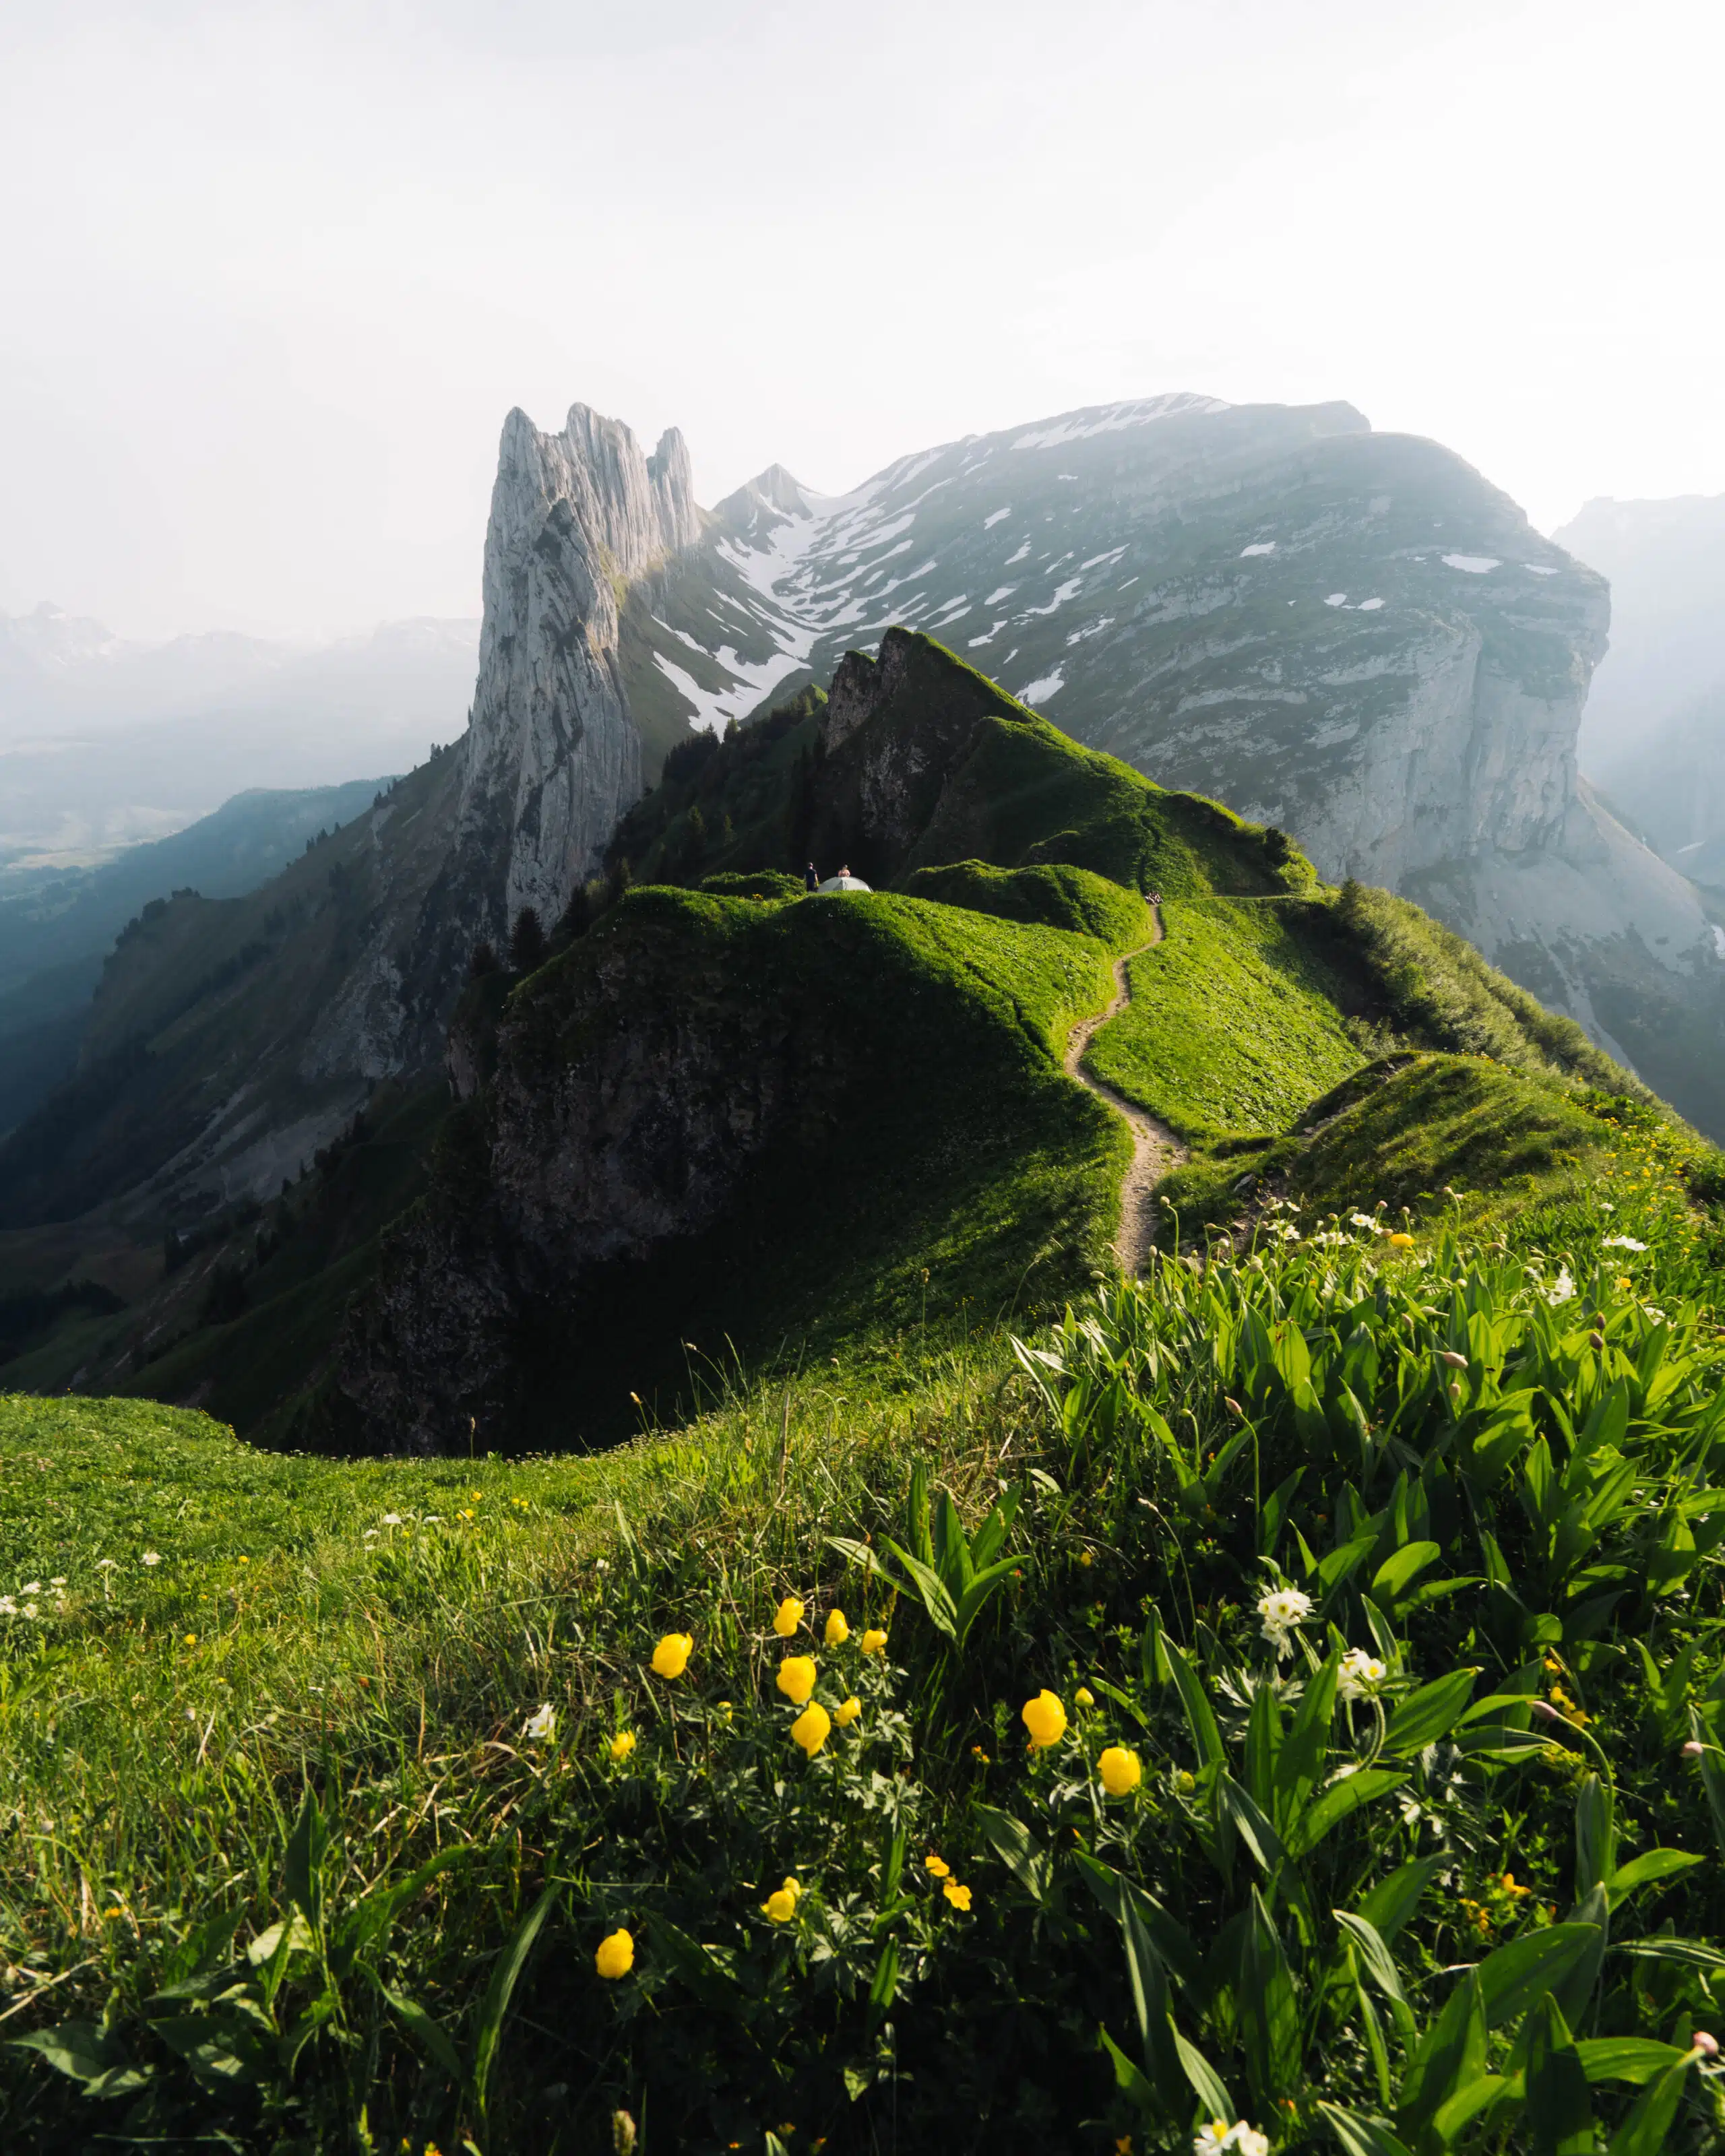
(3, 0, 1723, 641)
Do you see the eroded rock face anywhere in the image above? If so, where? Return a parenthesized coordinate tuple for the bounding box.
(458, 404, 701, 932)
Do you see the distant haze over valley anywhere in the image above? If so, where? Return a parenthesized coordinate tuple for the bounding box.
(0, 606, 479, 873)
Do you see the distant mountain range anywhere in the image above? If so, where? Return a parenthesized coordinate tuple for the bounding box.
(8, 389, 1725, 1261)
(0, 606, 478, 870)
(1556, 495, 1725, 892)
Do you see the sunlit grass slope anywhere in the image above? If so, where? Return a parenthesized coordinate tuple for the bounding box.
(5, 1149, 1725, 2150)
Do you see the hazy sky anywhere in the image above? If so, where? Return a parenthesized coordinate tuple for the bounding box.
(4, 0, 1722, 639)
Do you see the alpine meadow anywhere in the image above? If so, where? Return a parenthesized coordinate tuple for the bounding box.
(7, 381, 1725, 2156)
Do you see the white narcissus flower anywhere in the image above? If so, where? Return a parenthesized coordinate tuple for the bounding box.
(1235, 2131, 1270, 2156)
(1602, 1236, 1647, 1251)
(1348, 1211, 1380, 1230)
(1339, 1647, 1388, 1701)
(1193, 2126, 1234, 2155)
(522, 1703, 557, 1743)
(1257, 1585, 1313, 1657)
(142, 1552, 162, 1566)
(1543, 1267, 1575, 1306)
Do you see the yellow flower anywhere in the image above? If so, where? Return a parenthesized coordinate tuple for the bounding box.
(1387, 1232, 1415, 1250)
(924, 1853, 951, 1878)
(772, 1595, 805, 1638)
(183, 1634, 196, 1645)
(823, 1608, 850, 1647)
(651, 1632, 693, 1679)
(776, 1655, 817, 1705)
(608, 1731, 637, 1761)
(761, 1876, 801, 1923)
(1098, 1745, 1143, 1796)
(791, 1701, 832, 1755)
(861, 1628, 889, 1655)
(1617, 1275, 1633, 1292)
(595, 1927, 634, 1979)
(833, 1696, 861, 1727)
(1022, 1689, 1067, 1750)
(1079, 1550, 1094, 1568)
(1075, 1686, 1095, 1709)
(941, 1879, 973, 1911)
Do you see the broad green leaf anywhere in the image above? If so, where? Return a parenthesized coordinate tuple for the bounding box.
(1604, 2052, 1696, 2155)
(1382, 1668, 1479, 1756)
(974, 1803, 1051, 1904)
(1284, 1769, 1406, 1859)
(1100, 2024, 1158, 2110)
(1237, 1889, 1300, 2104)
(1476, 1925, 1600, 2029)
(473, 1881, 557, 2120)
(1575, 1774, 1617, 1898)
(867, 1940, 900, 2030)
(379, 1982, 466, 2089)
(1371, 1541, 1440, 1608)
(877, 1537, 959, 1639)
(4, 2019, 132, 2088)
(283, 1787, 327, 1932)
(1277, 1651, 1340, 1831)
(1397, 1968, 1486, 2134)
(1317, 2100, 1414, 2156)
(1174, 2026, 1233, 2123)
(1356, 1854, 1446, 1944)
(1334, 1911, 1412, 2031)
(1612, 1934, 1725, 1969)
(1607, 1849, 1703, 1903)
(1525, 1992, 1593, 2156)
(1575, 2037, 1691, 2085)
(1165, 1639, 1226, 1772)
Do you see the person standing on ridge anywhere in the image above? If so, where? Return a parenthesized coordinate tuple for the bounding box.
(804, 861, 819, 891)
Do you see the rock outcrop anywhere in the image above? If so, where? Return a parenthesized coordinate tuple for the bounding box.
(456, 405, 701, 932)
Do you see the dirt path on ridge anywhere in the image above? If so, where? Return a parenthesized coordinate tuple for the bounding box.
(1063, 901, 1189, 1275)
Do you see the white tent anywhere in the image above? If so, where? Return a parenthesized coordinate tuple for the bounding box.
(815, 874, 872, 893)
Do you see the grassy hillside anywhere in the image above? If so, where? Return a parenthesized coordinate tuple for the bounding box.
(5, 1145, 1725, 2150)
(327, 881, 1133, 1453)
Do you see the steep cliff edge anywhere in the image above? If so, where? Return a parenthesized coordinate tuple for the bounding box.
(455, 405, 700, 933)
(0, 405, 708, 1226)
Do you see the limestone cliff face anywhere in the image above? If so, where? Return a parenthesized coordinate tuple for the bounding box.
(457, 404, 701, 931)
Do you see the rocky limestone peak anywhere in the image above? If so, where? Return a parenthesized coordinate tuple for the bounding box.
(456, 402, 702, 931)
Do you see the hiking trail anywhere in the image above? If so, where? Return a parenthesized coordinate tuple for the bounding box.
(1063, 899, 1189, 1275)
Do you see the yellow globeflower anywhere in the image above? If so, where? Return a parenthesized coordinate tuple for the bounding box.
(608, 1731, 637, 1762)
(824, 1608, 850, 1647)
(833, 1695, 862, 1727)
(651, 1632, 693, 1679)
(761, 1876, 801, 1923)
(861, 1628, 889, 1655)
(1075, 1686, 1095, 1709)
(1021, 1689, 1067, 1750)
(924, 1852, 951, 1878)
(791, 1701, 832, 1755)
(1098, 1745, 1143, 1796)
(942, 1879, 973, 1911)
(595, 1927, 634, 1979)
(772, 1595, 805, 1638)
(776, 1655, 817, 1705)
(1387, 1232, 1415, 1250)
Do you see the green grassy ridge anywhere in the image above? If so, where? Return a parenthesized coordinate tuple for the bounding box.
(5, 1167, 1725, 2148)
(607, 631, 1311, 904)
(898, 859, 1148, 949)
(323, 883, 1133, 1451)
(1084, 895, 1366, 1140)
(1158, 1051, 1686, 1243)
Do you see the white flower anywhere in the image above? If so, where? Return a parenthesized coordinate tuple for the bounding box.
(1600, 1201, 1614, 1213)
(1257, 1586, 1313, 1657)
(0, 1597, 15, 1616)
(522, 1703, 557, 1744)
(19, 1581, 41, 1595)
(381, 1513, 403, 1525)
(49, 1577, 65, 1587)
(1236, 2132, 1269, 2156)
(1348, 1210, 1381, 1231)
(1602, 1235, 1647, 1252)
(22, 1604, 38, 1620)
(1193, 2128, 1233, 2155)
(1339, 1648, 1387, 1701)
(95, 1558, 117, 1571)
(1268, 1222, 1301, 1242)
(1542, 1267, 1575, 1306)
(142, 1552, 162, 1567)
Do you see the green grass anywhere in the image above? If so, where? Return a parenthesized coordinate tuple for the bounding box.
(7, 1160, 1725, 2150)
(307, 883, 1132, 1453)
(899, 859, 1148, 949)
(1085, 896, 1365, 1139)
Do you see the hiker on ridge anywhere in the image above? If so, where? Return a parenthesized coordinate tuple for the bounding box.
(804, 861, 819, 891)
